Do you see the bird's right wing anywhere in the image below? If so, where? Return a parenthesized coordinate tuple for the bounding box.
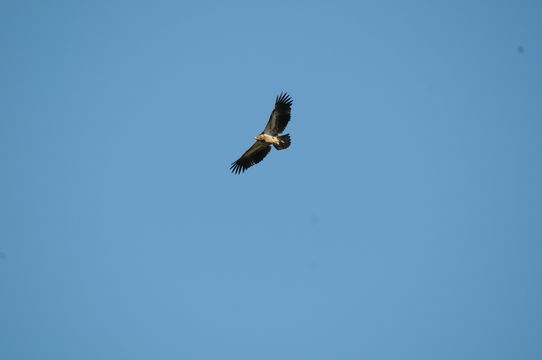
(263, 92, 293, 136)
(230, 141, 272, 174)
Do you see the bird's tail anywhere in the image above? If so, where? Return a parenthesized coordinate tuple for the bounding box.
(273, 134, 291, 150)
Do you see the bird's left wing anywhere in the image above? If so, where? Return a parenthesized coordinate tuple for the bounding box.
(263, 92, 293, 135)
(230, 141, 272, 174)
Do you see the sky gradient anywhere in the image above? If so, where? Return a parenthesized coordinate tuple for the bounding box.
(1, 1, 542, 359)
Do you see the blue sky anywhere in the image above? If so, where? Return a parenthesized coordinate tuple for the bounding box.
(1, 1, 541, 359)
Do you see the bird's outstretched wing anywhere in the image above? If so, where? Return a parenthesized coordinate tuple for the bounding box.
(230, 141, 272, 174)
(263, 92, 293, 136)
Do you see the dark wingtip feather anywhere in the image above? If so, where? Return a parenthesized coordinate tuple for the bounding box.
(275, 92, 293, 107)
(230, 160, 250, 174)
(230, 161, 245, 174)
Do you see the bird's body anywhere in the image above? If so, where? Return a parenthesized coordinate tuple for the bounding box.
(255, 133, 281, 145)
(254, 134, 287, 147)
(230, 92, 293, 174)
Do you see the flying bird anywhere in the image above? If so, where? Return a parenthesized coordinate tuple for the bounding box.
(230, 92, 293, 174)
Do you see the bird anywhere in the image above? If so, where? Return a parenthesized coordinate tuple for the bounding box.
(230, 92, 293, 174)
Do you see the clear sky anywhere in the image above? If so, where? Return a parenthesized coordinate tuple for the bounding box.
(1, 1, 541, 359)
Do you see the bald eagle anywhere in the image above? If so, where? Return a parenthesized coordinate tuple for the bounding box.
(230, 92, 293, 174)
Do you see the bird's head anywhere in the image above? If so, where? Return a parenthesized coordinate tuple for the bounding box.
(254, 134, 265, 141)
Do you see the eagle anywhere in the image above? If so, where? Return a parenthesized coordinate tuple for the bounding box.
(230, 92, 293, 174)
